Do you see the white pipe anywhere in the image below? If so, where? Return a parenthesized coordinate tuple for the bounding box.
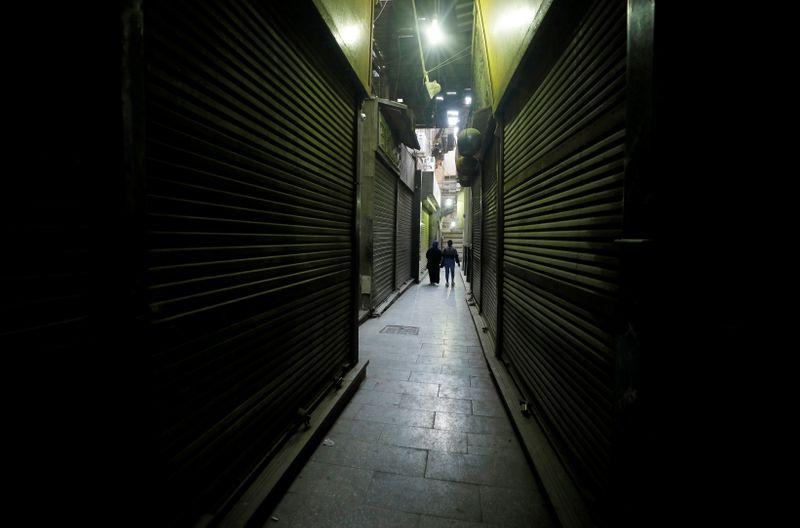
(410, 0, 429, 83)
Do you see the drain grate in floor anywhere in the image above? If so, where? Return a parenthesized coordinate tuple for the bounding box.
(380, 325, 420, 335)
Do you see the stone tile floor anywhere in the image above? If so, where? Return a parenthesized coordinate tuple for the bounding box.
(266, 271, 556, 528)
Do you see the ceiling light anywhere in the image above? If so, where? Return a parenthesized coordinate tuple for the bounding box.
(339, 25, 362, 47)
(426, 18, 444, 45)
(447, 110, 459, 116)
(446, 91, 457, 95)
(447, 116, 459, 126)
(497, 7, 537, 31)
(435, 96, 444, 101)
(397, 98, 404, 102)
(464, 96, 472, 105)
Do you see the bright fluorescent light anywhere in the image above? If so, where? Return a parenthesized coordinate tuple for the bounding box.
(445, 198, 453, 207)
(464, 96, 472, 105)
(447, 116, 459, 126)
(447, 110, 459, 116)
(435, 96, 444, 101)
(496, 7, 536, 31)
(339, 25, 362, 46)
(426, 19, 443, 45)
(450, 221, 456, 228)
(446, 91, 457, 95)
(397, 98, 404, 102)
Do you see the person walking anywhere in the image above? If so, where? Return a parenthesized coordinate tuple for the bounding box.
(425, 240, 442, 285)
(441, 239, 460, 287)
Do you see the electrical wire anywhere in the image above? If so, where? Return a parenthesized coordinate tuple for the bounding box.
(425, 46, 471, 74)
(373, 0, 390, 24)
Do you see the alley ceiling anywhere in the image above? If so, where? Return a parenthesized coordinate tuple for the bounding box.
(373, 0, 475, 128)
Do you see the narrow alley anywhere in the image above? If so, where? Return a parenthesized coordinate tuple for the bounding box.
(268, 270, 555, 527)
(2, 1, 763, 527)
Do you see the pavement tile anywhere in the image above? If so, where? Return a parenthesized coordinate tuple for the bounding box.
(365, 472, 482, 522)
(480, 485, 555, 528)
(371, 379, 441, 397)
(398, 394, 473, 415)
(466, 433, 524, 457)
(328, 418, 386, 443)
(379, 424, 468, 453)
(410, 371, 471, 387)
(311, 437, 428, 477)
(434, 412, 514, 435)
(470, 398, 506, 418)
(355, 404, 435, 428)
(425, 451, 537, 488)
(438, 385, 501, 403)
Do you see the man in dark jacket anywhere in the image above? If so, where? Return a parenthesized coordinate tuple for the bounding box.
(442, 240, 460, 287)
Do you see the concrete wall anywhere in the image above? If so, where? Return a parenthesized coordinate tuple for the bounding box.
(476, 0, 552, 110)
(313, 0, 374, 93)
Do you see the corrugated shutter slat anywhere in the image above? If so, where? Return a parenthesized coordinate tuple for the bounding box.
(482, 142, 498, 338)
(471, 173, 483, 306)
(396, 185, 413, 286)
(501, 0, 625, 506)
(145, 1, 356, 525)
(373, 157, 397, 307)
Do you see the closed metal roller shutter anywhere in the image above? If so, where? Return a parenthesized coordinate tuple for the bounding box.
(471, 172, 483, 306)
(373, 156, 397, 307)
(396, 183, 413, 287)
(144, 1, 356, 525)
(502, 0, 626, 508)
(482, 141, 499, 339)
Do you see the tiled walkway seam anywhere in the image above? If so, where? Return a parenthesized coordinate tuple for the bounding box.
(268, 271, 556, 528)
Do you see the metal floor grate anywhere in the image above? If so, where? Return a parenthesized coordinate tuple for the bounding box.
(380, 325, 420, 335)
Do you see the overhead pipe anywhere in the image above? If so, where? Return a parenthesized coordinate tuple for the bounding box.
(411, 0, 441, 98)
